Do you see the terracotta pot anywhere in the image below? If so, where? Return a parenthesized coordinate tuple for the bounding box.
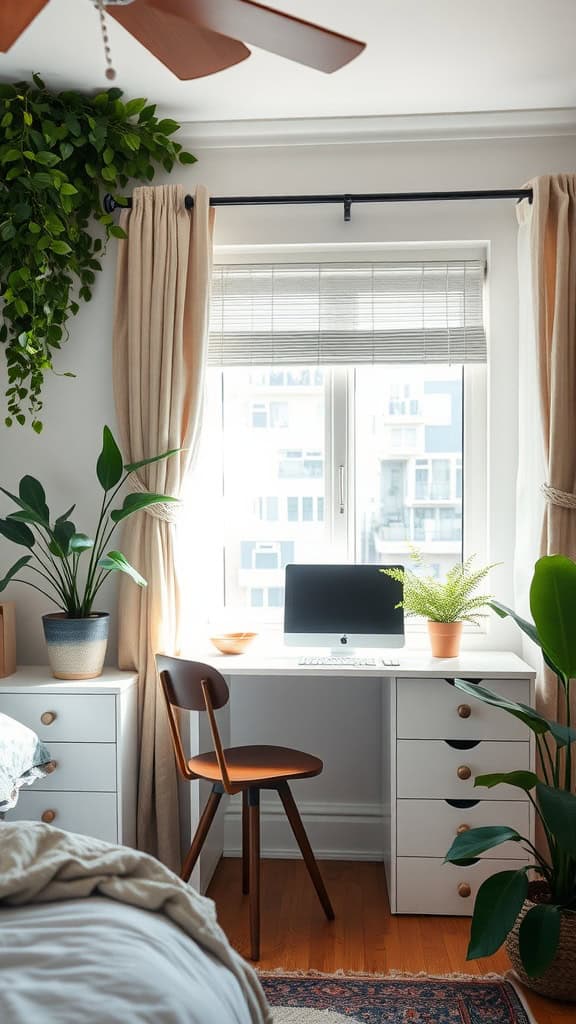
(427, 620, 462, 658)
(506, 882, 576, 1001)
(42, 612, 109, 680)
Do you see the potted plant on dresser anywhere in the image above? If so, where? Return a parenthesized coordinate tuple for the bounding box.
(0, 426, 178, 679)
(445, 554, 576, 1001)
(380, 549, 496, 657)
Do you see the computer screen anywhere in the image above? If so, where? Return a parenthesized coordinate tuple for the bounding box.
(283, 563, 405, 651)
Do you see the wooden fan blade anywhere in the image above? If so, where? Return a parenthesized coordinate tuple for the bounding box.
(152, 0, 366, 73)
(108, 2, 250, 80)
(0, 0, 49, 52)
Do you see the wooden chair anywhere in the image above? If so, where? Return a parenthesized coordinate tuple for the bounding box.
(156, 654, 334, 960)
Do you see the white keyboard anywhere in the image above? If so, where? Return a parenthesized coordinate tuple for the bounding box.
(298, 656, 400, 667)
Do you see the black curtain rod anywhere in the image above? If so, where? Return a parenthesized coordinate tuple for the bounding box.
(103, 187, 533, 223)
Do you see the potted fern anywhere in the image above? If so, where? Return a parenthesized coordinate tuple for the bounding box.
(0, 426, 178, 679)
(381, 549, 495, 657)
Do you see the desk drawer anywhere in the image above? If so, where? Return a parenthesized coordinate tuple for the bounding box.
(7, 791, 118, 843)
(33, 742, 116, 792)
(0, 692, 116, 743)
(397, 740, 529, 800)
(396, 678, 531, 741)
(396, 799, 530, 858)
(396, 856, 528, 915)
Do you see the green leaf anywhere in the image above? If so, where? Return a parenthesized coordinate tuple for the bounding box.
(179, 151, 197, 165)
(0, 555, 32, 593)
(96, 426, 123, 491)
(530, 555, 576, 679)
(69, 533, 94, 553)
(19, 476, 49, 523)
(518, 903, 561, 977)
(50, 240, 72, 255)
(109, 225, 127, 240)
(125, 97, 147, 116)
(35, 151, 60, 167)
(0, 517, 35, 548)
(50, 519, 75, 557)
(445, 825, 523, 863)
(536, 784, 576, 856)
(97, 550, 147, 586)
(110, 492, 178, 523)
(474, 770, 539, 792)
(467, 870, 528, 959)
(6, 509, 47, 527)
(124, 447, 180, 472)
(2, 149, 21, 163)
(59, 182, 78, 195)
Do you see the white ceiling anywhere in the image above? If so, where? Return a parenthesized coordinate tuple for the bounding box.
(1, 0, 576, 123)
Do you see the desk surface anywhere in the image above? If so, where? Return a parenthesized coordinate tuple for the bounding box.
(199, 650, 535, 678)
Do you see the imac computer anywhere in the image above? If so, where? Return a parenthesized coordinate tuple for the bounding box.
(283, 563, 404, 665)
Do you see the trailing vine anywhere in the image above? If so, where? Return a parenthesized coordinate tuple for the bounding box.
(0, 75, 196, 431)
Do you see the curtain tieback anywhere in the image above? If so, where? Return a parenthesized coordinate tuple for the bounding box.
(541, 483, 576, 509)
(127, 474, 181, 524)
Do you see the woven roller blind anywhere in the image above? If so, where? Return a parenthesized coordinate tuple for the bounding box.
(209, 260, 487, 366)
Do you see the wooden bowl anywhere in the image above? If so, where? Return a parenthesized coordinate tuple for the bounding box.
(209, 632, 257, 655)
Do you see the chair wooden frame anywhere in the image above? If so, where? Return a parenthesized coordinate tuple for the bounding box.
(156, 654, 334, 960)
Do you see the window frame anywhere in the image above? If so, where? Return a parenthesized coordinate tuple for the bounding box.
(198, 242, 489, 633)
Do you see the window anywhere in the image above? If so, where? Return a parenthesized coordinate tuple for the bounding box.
(190, 255, 487, 621)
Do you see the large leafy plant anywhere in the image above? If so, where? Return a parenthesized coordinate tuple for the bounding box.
(0, 426, 178, 617)
(445, 554, 576, 978)
(0, 75, 196, 431)
(381, 548, 495, 623)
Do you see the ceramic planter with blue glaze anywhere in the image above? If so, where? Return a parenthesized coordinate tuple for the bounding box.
(42, 612, 110, 680)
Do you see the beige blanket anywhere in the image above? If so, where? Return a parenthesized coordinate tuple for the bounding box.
(0, 822, 272, 1024)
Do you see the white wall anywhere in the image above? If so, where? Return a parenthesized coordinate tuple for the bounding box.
(2, 130, 575, 858)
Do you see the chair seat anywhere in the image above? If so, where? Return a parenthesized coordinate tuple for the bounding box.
(188, 744, 323, 785)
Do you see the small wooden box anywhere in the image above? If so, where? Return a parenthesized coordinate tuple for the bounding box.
(0, 602, 16, 678)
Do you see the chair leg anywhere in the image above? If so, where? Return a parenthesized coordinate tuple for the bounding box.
(277, 780, 335, 921)
(181, 784, 223, 884)
(248, 787, 261, 960)
(242, 789, 249, 895)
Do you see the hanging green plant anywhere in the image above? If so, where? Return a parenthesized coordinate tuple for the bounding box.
(0, 74, 196, 432)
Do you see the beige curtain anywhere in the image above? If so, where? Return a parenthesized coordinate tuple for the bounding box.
(517, 174, 576, 733)
(112, 184, 214, 870)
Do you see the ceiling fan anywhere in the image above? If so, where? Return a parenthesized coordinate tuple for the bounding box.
(0, 0, 366, 80)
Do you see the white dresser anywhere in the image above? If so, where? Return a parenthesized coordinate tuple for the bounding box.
(383, 653, 535, 915)
(1, 667, 138, 846)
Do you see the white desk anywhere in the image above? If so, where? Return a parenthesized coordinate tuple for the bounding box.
(189, 649, 535, 915)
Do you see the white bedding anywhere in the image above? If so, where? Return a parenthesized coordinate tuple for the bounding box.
(0, 897, 252, 1024)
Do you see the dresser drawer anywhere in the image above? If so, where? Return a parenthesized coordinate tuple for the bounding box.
(0, 692, 116, 743)
(396, 678, 531, 741)
(7, 791, 118, 843)
(397, 799, 530, 858)
(397, 740, 530, 800)
(396, 856, 529, 915)
(33, 742, 116, 792)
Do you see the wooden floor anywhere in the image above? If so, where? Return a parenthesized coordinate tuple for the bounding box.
(208, 859, 573, 1024)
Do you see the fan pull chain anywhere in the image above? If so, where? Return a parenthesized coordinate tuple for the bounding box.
(95, 0, 117, 81)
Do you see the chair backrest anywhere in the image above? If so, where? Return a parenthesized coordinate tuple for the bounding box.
(155, 655, 233, 791)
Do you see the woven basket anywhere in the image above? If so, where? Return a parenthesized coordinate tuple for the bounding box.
(505, 882, 576, 1001)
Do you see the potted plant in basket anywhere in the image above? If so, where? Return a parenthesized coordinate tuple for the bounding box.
(445, 554, 576, 1001)
(380, 548, 496, 657)
(0, 426, 178, 679)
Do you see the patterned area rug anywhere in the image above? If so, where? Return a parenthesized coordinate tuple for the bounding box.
(260, 973, 534, 1024)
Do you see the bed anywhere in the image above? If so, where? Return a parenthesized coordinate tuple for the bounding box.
(0, 715, 271, 1024)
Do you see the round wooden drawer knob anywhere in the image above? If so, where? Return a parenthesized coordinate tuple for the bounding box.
(457, 704, 471, 719)
(41, 809, 57, 824)
(458, 882, 472, 898)
(40, 711, 57, 726)
(457, 764, 472, 780)
(456, 823, 471, 835)
(44, 760, 58, 774)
